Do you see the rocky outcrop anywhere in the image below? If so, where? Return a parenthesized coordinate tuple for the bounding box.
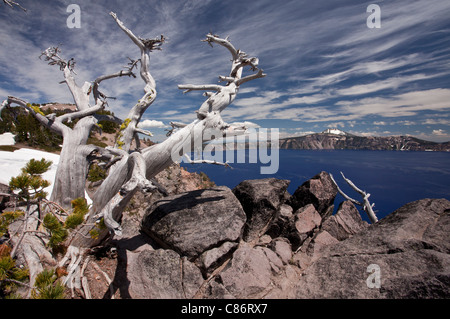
(279, 132, 450, 151)
(289, 171, 337, 216)
(110, 171, 450, 299)
(217, 245, 274, 298)
(232, 178, 290, 241)
(294, 198, 450, 298)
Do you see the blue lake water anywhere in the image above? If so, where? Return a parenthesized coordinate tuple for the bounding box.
(181, 149, 450, 222)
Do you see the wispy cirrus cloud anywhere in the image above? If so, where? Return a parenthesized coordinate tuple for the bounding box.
(0, 0, 449, 142)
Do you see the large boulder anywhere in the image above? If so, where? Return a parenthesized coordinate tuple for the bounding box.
(293, 198, 450, 298)
(141, 186, 246, 259)
(289, 171, 337, 217)
(232, 178, 290, 241)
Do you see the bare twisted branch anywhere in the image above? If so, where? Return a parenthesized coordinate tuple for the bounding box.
(2, 0, 26, 12)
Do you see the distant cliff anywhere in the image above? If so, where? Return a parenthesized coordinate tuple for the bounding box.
(279, 130, 450, 151)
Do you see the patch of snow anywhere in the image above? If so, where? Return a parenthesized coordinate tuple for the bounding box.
(0, 148, 92, 205)
(0, 132, 16, 146)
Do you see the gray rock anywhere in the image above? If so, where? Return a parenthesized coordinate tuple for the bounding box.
(206, 280, 235, 299)
(127, 249, 203, 299)
(233, 178, 290, 241)
(294, 198, 450, 298)
(294, 204, 322, 237)
(198, 241, 238, 276)
(321, 200, 368, 241)
(260, 246, 284, 274)
(270, 237, 292, 265)
(265, 204, 296, 242)
(219, 245, 273, 298)
(289, 171, 337, 217)
(182, 256, 205, 298)
(141, 186, 246, 259)
(304, 230, 339, 263)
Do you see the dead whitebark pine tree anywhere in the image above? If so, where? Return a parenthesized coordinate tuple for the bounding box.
(330, 172, 378, 223)
(1, 12, 266, 293)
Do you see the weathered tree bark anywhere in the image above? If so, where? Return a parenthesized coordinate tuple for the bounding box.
(109, 12, 163, 152)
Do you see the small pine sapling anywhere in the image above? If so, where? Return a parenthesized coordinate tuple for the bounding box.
(31, 268, 66, 299)
(9, 158, 53, 203)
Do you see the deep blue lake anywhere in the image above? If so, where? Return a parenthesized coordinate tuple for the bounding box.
(181, 149, 450, 222)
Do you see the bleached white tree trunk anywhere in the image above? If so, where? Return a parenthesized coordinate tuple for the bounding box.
(70, 20, 265, 249)
(2, 12, 266, 292)
(3, 46, 138, 209)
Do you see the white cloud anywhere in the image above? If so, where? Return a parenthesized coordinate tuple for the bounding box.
(336, 74, 437, 96)
(1, 0, 449, 142)
(139, 119, 168, 128)
(228, 121, 261, 129)
(327, 122, 346, 129)
(432, 129, 447, 136)
(424, 118, 450, 125)
(336, 88, 450, 120)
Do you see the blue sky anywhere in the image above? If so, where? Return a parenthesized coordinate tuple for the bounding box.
(1, 0, 449, 142)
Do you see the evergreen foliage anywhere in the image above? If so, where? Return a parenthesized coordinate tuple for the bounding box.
(0, 243, 29, 298)
(0, 210, 24, 237)
(23, 158, 52, 175)
(64, 197, 89, 229)
(0, 105, 120, 152)
(43, 214, 68, 249)
(31, 268, 65, 299)
(89, 218, 106, 240)
(96, 109, 119, 133)
(87, 163, 107, 182)
(0, 106, 63, 152)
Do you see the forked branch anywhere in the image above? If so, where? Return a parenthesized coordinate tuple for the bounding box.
(330, 172, 378, 223)
(179, 33, 265, 120)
